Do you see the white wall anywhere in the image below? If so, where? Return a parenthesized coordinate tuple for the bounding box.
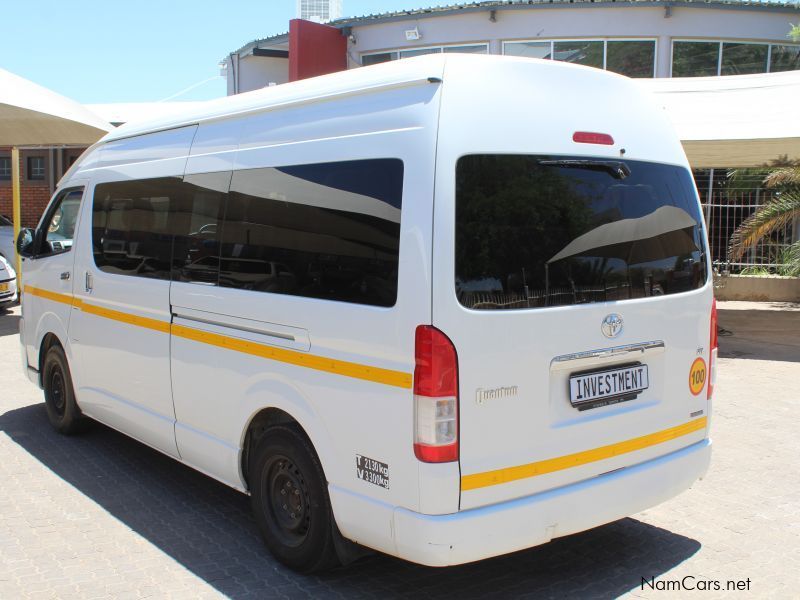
(236, 55, 289, 93)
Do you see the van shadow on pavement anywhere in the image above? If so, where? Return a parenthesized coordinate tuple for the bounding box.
(0, 402, 700, 599)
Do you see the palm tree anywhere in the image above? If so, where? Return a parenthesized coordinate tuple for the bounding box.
(727, 162, 800, 276)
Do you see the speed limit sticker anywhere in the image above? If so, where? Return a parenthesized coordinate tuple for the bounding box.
(689, 358, 707, 396)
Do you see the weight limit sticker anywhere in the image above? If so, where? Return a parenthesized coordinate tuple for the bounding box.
(689, 357, 707, 396)
(356, 455, 389, 489)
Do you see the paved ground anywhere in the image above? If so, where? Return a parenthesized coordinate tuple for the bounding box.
(1, 301, 799, 599)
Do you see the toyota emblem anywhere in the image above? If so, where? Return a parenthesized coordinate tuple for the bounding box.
(601, 314, 624, 338)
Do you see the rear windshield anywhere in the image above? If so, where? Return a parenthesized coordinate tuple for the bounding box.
(455, 155, 707, 310)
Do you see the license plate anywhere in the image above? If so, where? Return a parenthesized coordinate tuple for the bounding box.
(569, 364, 649, 410)
(0, 282, 9, 293)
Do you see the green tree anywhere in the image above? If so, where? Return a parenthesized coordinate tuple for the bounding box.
(727, 160, 800, 276)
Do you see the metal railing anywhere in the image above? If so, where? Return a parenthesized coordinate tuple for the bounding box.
(695, 168, 797, 274)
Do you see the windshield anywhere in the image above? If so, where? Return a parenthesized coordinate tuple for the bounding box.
(455, 155, 708, 310)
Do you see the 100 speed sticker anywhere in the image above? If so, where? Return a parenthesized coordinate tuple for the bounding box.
(689, 357, 707, 395)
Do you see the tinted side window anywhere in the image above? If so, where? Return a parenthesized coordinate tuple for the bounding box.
(222, 159, 403, 307)
(92, 176, 225, 282)
(173, 172, 229, 285)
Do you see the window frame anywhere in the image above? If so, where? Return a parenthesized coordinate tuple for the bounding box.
(26, 155, 46, 182)
(361, 42, 489, 65)
(33, 186, 84, 259)
(502, 37, 658, 78)
(0, 156, 11, 181)
(766, 43, 800, 73)
(670, 38, 800, 77)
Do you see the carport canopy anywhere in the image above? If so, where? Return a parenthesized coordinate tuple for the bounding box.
(0, 68, 111, 278)
(639, 71, 800, 168)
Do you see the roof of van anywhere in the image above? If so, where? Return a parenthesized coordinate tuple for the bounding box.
(100, 55, 449, 143)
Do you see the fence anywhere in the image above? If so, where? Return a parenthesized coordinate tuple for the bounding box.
(694, 168, 797, 274)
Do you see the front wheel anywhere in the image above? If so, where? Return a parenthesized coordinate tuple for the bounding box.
(42, 344, 87, 434)
(250, 424, 339, 573)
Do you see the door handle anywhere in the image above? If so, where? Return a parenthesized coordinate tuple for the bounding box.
(60, 271, 71, 281)
(85, 271, 93, 292)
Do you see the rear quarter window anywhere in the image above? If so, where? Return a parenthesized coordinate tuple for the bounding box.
(455, 155, 708, 310)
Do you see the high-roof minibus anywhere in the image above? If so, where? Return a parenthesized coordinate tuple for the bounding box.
(17, 54, 716, 572)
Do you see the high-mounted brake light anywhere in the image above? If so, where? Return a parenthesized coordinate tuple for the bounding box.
(573, 131, 615, 146)
(413, 325, 458, 463)
(708, 298, 718, 400)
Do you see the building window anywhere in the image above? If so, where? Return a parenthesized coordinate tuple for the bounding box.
(607, 40, 656, 78)
(671, 41, 720, 77)
(769, 44, 800, 72)
(503, 41, 551, 60)
(362, 52, 397, 66)
(27, 156, 45, 181)
(0, 157, 10, 181)
(504, 39, 656, 78)
(362, 43, 488, 66)
(552, 40, 604, 69)
(672, 40, 800, 77)
(721, 42, 768, 75)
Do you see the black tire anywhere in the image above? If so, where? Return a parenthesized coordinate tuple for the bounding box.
(42, 344, 87, 435)
(250, 424, 339, 573)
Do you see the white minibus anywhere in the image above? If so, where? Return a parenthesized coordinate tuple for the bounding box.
(17, 54, 715, 572)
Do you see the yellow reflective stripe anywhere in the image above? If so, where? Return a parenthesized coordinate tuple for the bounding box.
(171, 323, 412, 389)
(73, 298, 171, 334)
(24, 285, 74, 306)
(25, 285, 412, 389)
(461, 416, 708, 491)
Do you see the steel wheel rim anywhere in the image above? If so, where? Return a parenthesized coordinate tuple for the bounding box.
(262, 454, 311, 548)
(49, 368, 66, 416)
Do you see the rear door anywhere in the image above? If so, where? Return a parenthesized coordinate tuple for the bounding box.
(434, 154, 712, 510)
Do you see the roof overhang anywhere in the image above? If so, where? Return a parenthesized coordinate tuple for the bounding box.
(639, 70, 800, 168)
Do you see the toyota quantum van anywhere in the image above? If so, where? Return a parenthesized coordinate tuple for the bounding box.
(17, 54, 716, 572)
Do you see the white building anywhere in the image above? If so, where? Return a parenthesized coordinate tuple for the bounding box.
(229, 0, 799, 93)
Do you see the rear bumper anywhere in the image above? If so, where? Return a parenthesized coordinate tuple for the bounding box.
(331, 438, 711, 567)
(0, 279, 16, 305)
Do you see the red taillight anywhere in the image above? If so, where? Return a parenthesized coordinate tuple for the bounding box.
(413, 325, 458, 463)
(573, 131, 615, 145)
(708, 298, 718, 400)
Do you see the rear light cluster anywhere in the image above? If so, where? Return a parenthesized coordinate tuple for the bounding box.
(413, 325, 459, 463)
(708, 298, 718, 400)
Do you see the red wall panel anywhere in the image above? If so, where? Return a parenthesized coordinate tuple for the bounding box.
(289, 19, 347, 82)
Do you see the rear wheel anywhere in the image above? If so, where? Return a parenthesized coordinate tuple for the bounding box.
(250, 424, 339, 572)
(42, 345, 86, 434)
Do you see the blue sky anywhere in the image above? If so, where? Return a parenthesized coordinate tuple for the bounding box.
(0, 1, 451, 104)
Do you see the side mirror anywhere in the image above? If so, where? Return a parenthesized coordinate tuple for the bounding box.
(16, 228, 35, 258)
